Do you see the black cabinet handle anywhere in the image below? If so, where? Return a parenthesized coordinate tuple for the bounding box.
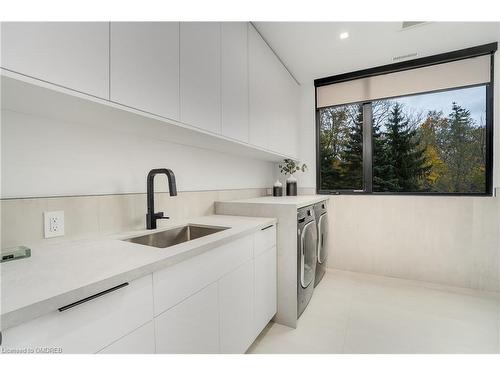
(58, 282, 129, 312)
(261, 224, 274, 231)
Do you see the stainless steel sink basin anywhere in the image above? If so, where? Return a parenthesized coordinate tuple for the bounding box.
(123, 224, 229, 248)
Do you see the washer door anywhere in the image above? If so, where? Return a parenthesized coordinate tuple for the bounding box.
(300, 220, 318, 288)
(317, 213, 329, 264)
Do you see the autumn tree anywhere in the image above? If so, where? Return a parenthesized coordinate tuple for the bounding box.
(437, 103, 485, 192)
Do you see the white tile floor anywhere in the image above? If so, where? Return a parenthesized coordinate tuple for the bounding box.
(248, 269, 500, 354)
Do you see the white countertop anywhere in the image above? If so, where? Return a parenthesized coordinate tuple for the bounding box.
(218, 195, 330, 208)
(0, 214, 276, 330)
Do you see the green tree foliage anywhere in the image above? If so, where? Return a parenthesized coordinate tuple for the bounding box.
(319, 104, 363, 190)
(340, 104, 364, 188)
(434, 103, 486, 192)
(374, 103, 429, 192)
(319, 97, 486, 193)
(319, 106, 348, 190)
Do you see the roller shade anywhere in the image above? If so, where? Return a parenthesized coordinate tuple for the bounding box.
(316, 54, 491, 109)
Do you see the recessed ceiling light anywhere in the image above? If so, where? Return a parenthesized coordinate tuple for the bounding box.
(339, 32, 349, 40)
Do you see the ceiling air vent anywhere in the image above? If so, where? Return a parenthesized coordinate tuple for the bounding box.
(401, 21, 426, 30)
(392, 52, 418, 62)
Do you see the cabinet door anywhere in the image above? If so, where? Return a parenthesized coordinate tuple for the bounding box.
(180, 22, 221, 133)
(153, 235, 253, 316)
(248, 24, 299, 157)
(254, 246, 277, 337)
(99, 321, 155, 354)
(221, 22, 249, 142)
(110, 22, 180, 120)
(219, 260, 254, 353)
(273, 66, 299, 158)
(1, 22, 109, 99)
(248, 24, 273, 150)
(155, 283, 219, 354)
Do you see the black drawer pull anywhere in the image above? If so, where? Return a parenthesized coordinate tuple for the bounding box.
(58, 282, 129, 312)
(261, 225, 274, 231)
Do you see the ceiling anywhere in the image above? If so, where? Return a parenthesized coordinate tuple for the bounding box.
(254, 22, 500, 85)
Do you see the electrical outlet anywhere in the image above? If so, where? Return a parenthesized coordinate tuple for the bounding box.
(44, 211, 65, 238)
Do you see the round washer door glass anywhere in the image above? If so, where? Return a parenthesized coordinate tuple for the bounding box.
(318, 213, 329, 264)
(300, 221, 317, 288)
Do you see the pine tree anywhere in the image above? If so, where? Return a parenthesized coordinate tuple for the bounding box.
(340, 104, 364, 189)
(382, 103, 428, 192)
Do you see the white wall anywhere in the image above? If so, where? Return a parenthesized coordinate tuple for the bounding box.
(327, 195, 500, 291)
(297, 43, 500, 291)
(1, 110, 276, 198)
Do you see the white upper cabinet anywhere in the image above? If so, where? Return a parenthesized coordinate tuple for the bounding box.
(110, 22, 180, 120)
(0, 22, 109, 99)
(1, 21, 298, 160)
(221, 22, 249, 142)
(248, 23, 299, 158)
(248, 25, 298, 157)
(248, 24, 273, 151)
(180, 22, 221, 133)
(275, 64, 300, 158)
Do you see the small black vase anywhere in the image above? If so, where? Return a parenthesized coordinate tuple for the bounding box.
(286, 176, 297, 196)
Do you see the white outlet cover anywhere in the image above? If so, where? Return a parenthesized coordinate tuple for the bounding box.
(43, 211, 65, 238)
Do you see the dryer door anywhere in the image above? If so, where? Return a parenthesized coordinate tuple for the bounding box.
(300, 220, 318, 288)
(317, 213, 329, 264)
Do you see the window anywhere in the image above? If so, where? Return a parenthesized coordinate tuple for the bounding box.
(318, 103, 363, 191)
(372, 86, 487, 193)
(315, 43, 496, 195)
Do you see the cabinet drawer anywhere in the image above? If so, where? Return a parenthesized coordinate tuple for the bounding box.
(99, 321, 155, 354)
(254, 224, 276, 256)
(2, 274, 154, 354)
(153, 234, 253, 316)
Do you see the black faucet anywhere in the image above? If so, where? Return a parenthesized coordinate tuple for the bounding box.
(146, 168, 177, 229)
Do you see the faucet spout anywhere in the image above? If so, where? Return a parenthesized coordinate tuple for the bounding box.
(146, 168, 177, 230)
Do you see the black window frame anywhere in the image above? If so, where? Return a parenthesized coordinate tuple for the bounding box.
(315, 42, 497, 197)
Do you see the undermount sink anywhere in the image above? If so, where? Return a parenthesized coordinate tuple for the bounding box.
(123, 224, 229, 248)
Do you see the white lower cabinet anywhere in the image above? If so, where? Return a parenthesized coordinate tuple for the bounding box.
(2, 274, 154, 354)
(219, 260, 254, 353)
(152, 228, 276, 354)
(254, 246, 277, 337)
(2, 227, 277, 354)
(99, 321, 155, 354)
(152, 235, 253, 316)
(155, 283, 220, 354)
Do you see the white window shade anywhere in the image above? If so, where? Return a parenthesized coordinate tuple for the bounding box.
(316, 54, 491, 108)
